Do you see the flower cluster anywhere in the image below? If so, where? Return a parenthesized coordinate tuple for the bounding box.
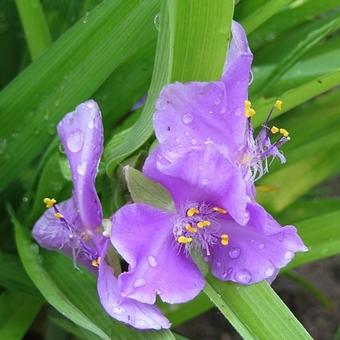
(33, 21, 306, 330)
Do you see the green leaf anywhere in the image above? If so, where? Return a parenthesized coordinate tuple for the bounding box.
(287, 210, 340, 270)
(257, 15, 340, 95)
(12, 209, 176, 339)
(0, 251, 39, 296)
(204, 275, 312, 340)
(15, 0, 52, 60)
(240, 0, 291, 34)
(105, 0, 234, 174)
(0, 0, 160, 192)
(125, 166, 174, 211)
(0, 290, 43, 340)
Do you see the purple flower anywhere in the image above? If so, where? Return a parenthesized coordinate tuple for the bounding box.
(32, 100, 170, 329)
(109, 21, 307, 305)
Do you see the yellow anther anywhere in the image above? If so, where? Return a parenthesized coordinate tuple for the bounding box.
(178, 236, 193, 244)
(245, 108, 255, 118)
(244, 100, 252, 110)
(213, 207, 227, 214)
(220, 234, 229, 246)
(91, 257, 101, 267)
(274, 100, 283, 111)
(279, 128, 289, 137)
(270, 126, 279, 134)
(197, 220, 211, 228)
(54, 212, 64, 219)
(186, 207, 199, 217)
(43, 198, 56, 208)
(185, 224, 198, 233)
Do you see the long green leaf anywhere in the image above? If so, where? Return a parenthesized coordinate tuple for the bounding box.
(15, 0, 52, 60)
(0, 0, 159, 192)
(105, 0, 234, 174)
(204, 275, 312, 339)
(0, 290, 43, 340)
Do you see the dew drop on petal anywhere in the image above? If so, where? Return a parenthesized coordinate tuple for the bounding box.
(135, 319, 148, 328)
(216, 261, 221, 267)
(208, 110, 213, 114)
(265, 266, 275, 278)
(112, 306, 125, 314)
(191, 138, 197, 145)
(214, 98, 221, 105)
(147, 255, 157, 267)
(87, 101, 95, 109)
(258, 243, 265, 250)
(229, 247, 241, 259)
(284, 251, 294, 260)
(88, 119, 95, 129)
(77, 161, 87, 176)
(201, 178, 209, 185)
(235, 269, 252, 284)
(182, 113, 193, 124)
(66, 130, 83, 153)
(133, 278, 146, 288)
(277, 232, 285, 242)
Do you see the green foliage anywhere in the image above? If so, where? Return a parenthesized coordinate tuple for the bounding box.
(0, 0, 340, 338)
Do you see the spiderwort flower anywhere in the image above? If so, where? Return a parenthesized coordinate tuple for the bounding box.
(32, 100, 170, 329)
(109, 21, 307, 305)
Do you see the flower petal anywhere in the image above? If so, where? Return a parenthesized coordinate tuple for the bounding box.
(144, 144, 249, 225)
(111, 203, 204, 304)
(97, 241, 170, 330)
(221, 20, 253, 142)
(57, 100, 103, 230)
(32, 199, 80, 250)
(152, 22, 252, 160)
(208, 204, 307, 284)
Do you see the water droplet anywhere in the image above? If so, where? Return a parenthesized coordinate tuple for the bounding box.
(265, 266, 275, 277)
(229, 247, 241, 259)
(135, 319, 148, 328)
(0, 138, 7, 154)
(154, 14, 160, 31)
(22, 196, 28, 203)
(133, 278, 146, 288)
(87, 101, 95, 109)
(113, 306, 125, 314)
(201, 178, 209, 185)
(284, 251, 294, 260)
(208, 110, 213, 114)
(277, 232, 284, 242)
(77, 161, 87, 176)
(147, 255, 157, 267)
(182, 113, 193, 124)
(66, 130, 83, 152)
(216, 261, 221, 267)
(185, 131, 190, 137)
(88, 119, 95, 129)
(191, 138, 197, 145)
(214, 98, 221, 105)
(235, 269, 252, 284)
(258, 243, 265, 250)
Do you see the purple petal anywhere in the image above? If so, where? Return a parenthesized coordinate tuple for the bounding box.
(208, 203, 307, 285)
(97, 241, 170, 330)
(57, 100, 103, 231)
(111, 203, 204, 304)
(144, 144, 249, 226)
(221, 21, 253, 144)
(32, 199, 80, 250)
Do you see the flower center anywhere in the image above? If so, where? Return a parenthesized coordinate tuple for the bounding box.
(174, 203, 229, 256)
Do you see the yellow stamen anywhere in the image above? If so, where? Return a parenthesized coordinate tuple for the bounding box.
(244, 100, 251, 110)
(186, 207, 199, 217)
(274, 100, 283, 111)
(220, 234, 229, 246)
(185, 224, 198, 233)
(279, 128, 289, 137)
(213, 207, 227, 214)
(54, 212, 64, 219)
(178, 236, 193, 244)
(197, 220, 211, 228)
(43, 198, 56, 208)
(270, 126, 279, 134)
(245, 108, 255, 118)
(91, 257, 101, 267)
